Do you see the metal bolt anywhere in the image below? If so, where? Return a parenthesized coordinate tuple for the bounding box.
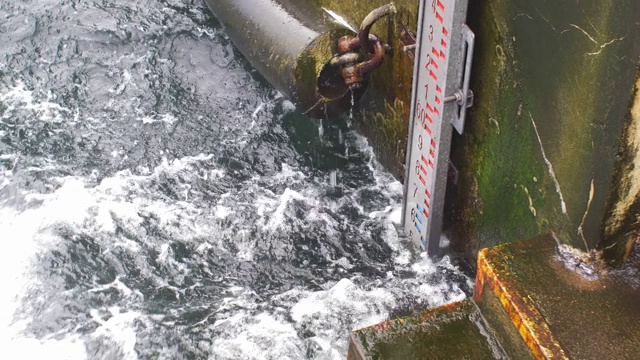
(444, 89, 474, 108)
(403, 44, 417, 52)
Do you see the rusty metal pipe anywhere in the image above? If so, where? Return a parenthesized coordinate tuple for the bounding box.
(333, 4, 396, 90)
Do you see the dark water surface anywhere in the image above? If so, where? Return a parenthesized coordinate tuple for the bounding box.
(0, 0, 470, 358)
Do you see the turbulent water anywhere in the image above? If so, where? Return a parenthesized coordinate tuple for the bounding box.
(0, 0, 471, 358)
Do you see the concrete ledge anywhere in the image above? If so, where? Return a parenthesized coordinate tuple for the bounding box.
(348, 300, 508, 360)
(474, 235, 640, 360)
(474, 237, 567, 359)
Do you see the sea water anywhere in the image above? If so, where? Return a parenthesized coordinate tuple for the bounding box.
(0, 0, 470, 358)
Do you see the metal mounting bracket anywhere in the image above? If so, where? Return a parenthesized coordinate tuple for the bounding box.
(447, 25, 475, 134)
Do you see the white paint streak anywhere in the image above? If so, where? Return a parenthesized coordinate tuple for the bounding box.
(530, 113, 567, 214)
(586, 36, 626, 56)
(577, 179, 595, 251)
(570, 24, 598, 44)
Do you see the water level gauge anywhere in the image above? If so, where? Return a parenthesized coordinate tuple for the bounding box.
(402, 0, 475, 255)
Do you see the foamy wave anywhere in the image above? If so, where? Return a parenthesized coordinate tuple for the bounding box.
(0, 153, 226, 359)
(88, 307, 141, 360)
(0, 81, 71, 123)
(0, 129, 469, 359)
(213, 312, 304, 359)
(210, 254, 469, 359)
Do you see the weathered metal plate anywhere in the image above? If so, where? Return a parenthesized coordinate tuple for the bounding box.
(402, 0, 471, 254)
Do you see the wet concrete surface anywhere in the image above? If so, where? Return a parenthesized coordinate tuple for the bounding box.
(449, 0, 640, 268)
(476, 235, 640, 360)
(348, 300, 509, 360)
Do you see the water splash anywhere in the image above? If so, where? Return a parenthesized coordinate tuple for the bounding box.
(347, 90, 356, 128)
(0, 1, 471, 358)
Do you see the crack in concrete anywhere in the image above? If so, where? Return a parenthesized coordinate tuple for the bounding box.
(513, 12, 533, 21)
(532, 13, 625, 57)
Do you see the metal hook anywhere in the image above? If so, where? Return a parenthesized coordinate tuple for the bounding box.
(358, 3, 397, 54)
(332, 4, 396, 90)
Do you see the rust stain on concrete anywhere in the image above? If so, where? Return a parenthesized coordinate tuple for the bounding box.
(474, 246, 569, 360)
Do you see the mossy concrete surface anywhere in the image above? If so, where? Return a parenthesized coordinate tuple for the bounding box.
(475, 235, 640, 359)
(448, 0, 640, 267)
(348, 300, 509, 360)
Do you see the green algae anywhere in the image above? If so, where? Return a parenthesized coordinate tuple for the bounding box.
(351, 300, 507, 360)
(448, 0, 640, 267)
(448, 0, 554, 266)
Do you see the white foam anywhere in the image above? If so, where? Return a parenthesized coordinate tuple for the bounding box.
(273, 163, 306, 181)
(235, 231, 255, 261)
(334, 257, 354, 269)
(212, 312, 303, 359)
(0, 182, 91, 359)
(209, 169, 225, 179)
(0, 81, 70, 122)
(411, 257, 470, 305)
(214, 205, 232, 219)
(0, 150, 230, 358)
(264, 188, 305, 231)
(389, 204, 403, 225)
(212, 278, 395, 359)
(2, 336, 86, 360)
(140, 113, 177, 125)
(291, 278, 392, 324)
(281, 100, 296, 113)
(90, 307, 141, 360)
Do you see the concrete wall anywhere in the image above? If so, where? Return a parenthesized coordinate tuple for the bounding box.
(447, 0, 640, 268)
